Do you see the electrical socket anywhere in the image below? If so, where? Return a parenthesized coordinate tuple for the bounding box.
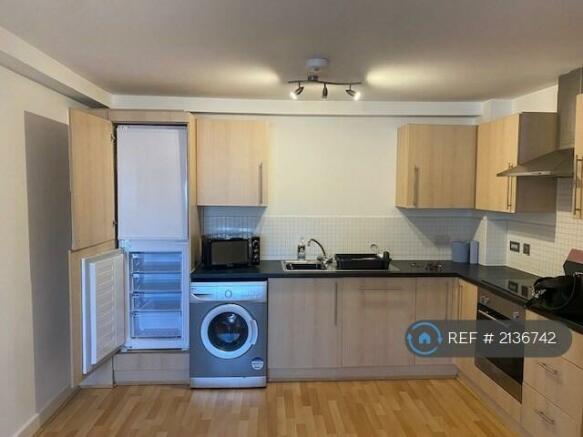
(509, 241, 520, 252)
(523, 243, 530, 255)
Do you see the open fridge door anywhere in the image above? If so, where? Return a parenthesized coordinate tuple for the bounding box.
(81, 249, 125, 374)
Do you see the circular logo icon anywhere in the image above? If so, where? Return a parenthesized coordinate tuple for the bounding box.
(251, 357, 264, 370)
(406, 321, 444, 356)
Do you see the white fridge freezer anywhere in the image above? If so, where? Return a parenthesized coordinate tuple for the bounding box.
(116, 125, 188, 241)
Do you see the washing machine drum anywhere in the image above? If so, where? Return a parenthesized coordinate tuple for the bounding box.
(201, 304, 258, 359)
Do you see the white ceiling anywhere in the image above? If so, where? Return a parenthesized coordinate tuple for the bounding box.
(1, 0, 583, 101)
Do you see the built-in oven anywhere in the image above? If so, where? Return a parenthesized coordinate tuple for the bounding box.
(474, 287, 525, 402)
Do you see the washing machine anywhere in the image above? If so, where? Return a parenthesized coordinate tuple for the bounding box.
(189, 281, 267, 388)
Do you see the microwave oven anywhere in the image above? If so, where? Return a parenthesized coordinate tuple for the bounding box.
(201, 236, 260, 268)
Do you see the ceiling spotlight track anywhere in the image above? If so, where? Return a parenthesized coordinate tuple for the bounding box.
(288, 57, 362, 100)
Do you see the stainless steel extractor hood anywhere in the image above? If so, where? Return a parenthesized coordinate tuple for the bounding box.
(497, 148, 573, 177)
(498, 67, 582, 178)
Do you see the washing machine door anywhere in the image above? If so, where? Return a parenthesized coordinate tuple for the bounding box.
(201, 303, 258, 359)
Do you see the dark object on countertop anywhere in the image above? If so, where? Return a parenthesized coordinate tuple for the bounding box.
(335, 252, 391, 270)
(525, 274, 582, 315)
(525, 249, 583, 319)
(201, 235, 260, 268)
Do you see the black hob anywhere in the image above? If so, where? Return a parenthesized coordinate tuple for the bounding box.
(481, 277, 536, 301)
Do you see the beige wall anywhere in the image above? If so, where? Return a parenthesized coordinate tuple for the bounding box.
(0, 65, 82, 437)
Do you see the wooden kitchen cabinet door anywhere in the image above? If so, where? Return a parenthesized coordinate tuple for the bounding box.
(458, 279, 477, 320)
(573, 94, 583, 218)
(415, 278, 452, 365)
(395, 124, 477, 209)
(196, 118, 269, 206)
(268, 278, 341, 369)
(454, 279, 478, 372)
(475, 113, 557, 213)
(69, 109, 115, 250)
(340, 278, 415, 367)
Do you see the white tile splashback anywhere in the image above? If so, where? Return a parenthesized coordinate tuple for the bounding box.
(505, 179, 583, 277)
(202, 209, 480, 261)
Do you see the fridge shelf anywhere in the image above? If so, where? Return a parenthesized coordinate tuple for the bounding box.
(131, 273, 182, 293)
(132, 293, 181, 312)
(131, 311, 182, 338)
(130, 252, 182, 274)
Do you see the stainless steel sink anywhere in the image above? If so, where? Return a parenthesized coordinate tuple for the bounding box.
(282, 260, 326, 271)
(281, 258, 401, 272)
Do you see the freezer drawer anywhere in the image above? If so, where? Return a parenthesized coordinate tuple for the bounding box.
(132, 273, 181, 293)
(132, 311, 182, 338)
(132, 293, 181, 312)
(130, 252, 182, 274)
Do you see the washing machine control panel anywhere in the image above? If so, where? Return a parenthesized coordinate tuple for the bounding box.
(190, 281, 267, 302)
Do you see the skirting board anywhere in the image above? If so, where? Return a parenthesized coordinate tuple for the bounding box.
(113, 351, 189, 385)
(13, 385, 78, 437)
(268, 364, 458, 381)
(114, 369, 189, 385)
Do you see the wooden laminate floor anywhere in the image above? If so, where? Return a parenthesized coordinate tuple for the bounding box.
(38, 379, 516, 437)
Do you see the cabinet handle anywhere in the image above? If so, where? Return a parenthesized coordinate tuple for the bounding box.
(506, 162, 513, 211)
(536, 361, 559, 376)
(573, 155, 583, 215)
(258, 162, 264, 205)
(334, 281, 338, 326)
(413, 166, 420, 207)
(535, 409, 555, 426)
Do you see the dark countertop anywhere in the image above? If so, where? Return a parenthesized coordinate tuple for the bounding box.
(191, 260, 583, 334)
(191, 259, 537, 284)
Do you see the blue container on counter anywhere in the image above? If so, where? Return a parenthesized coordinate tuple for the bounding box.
(451, 240, 470, 263)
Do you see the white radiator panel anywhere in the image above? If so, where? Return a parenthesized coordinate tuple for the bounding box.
(82, 250, 125, 374)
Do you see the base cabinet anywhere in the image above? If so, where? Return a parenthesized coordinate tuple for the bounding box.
(414, 278, 453, 365)
(521, 384, 581, 437)
(340, 278, 415, 367)
(521, 311, 583, 436)
(453, 279, 478, 371)
(268, 277, 455, 380)
(268, 278, 340, 369)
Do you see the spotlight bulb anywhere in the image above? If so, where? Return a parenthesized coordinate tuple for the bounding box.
(290, 84, 304, 99)
(346, 88, 361, 100)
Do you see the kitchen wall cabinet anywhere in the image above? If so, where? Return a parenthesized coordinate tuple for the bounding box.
(69, 109, 116, 250)
(414, 278, 453, 365)
(340, 278, 415, 367)
(197, 118, 269, 206)
(395, 124, 477, 209)
(268, 278, 341, 369)
(475, 113, 557, 213)
(573, 95, 583, 218)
